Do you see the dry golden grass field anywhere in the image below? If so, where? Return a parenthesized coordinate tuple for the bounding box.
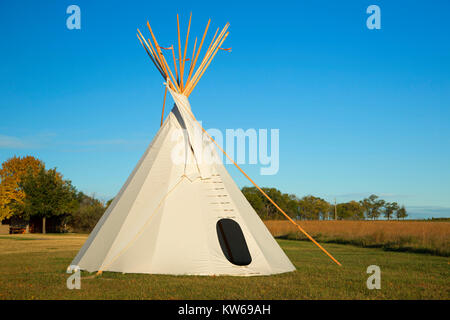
(264, 220, 450, 256)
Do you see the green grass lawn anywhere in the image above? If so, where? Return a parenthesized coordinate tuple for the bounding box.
(0, 234, 448, 299)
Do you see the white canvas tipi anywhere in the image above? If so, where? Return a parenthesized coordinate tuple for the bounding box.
(70, 89, 295, 276)
(70, 16, 341, 275)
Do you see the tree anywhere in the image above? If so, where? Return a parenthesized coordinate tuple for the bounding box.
(68, 192, 105, 232)
(241, 187, 299, 220)
(261, 188, 286, 219)
(241, 187, 266, 218)
(106, 198, 114, 208)
(0, 156, 44, 221)
(19, 167, 78, 233)
(298, 196, 330, 220)
(335, 201, 365, 220)
(396, 205, 408, 220)
(286, 194, 301, 220)
(360, 195, 385, 220)
(384, 201, 399, 220)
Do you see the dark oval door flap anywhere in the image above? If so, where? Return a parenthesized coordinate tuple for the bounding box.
(216, 218, 252, 266)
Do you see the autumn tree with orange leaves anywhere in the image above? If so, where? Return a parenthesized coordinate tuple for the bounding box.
(0, 156, 44, 221)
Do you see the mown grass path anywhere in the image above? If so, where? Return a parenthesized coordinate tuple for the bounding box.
(0, 234, 448, 299)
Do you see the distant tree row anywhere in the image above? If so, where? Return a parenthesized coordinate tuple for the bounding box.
(360, 194, 407, 220)
(241, 187, 408, 220)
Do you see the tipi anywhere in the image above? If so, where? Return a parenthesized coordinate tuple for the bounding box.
(70, 15, 339, 276)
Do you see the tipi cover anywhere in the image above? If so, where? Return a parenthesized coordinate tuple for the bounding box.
(70, 16, 302, 276)
(70, 91, 295, 276)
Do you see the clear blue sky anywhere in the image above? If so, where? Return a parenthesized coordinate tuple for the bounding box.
(1, 1, 449, 219)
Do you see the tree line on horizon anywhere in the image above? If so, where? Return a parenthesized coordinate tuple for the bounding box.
(0, 156, 407, 234)
(241, 187, 408, 221)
